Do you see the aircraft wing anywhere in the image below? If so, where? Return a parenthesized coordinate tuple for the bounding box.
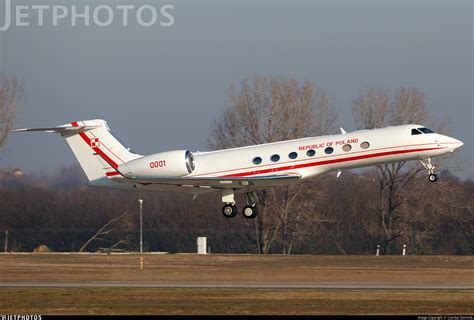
(128, 173, 302, 189)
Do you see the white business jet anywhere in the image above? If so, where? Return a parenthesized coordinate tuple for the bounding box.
(14, 119, 463, 219)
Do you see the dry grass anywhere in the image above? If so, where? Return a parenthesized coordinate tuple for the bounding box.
(0, 254, 472, 315)
(0, 288, 472, 315)
(0, 254, 472, 283)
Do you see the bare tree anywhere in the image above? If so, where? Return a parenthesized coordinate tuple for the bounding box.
(0, 76, 18, 149)
(1, 77, 19, 252)
(79, 211, 133, 252)
(0, 164, 471, 254)
(209, 74, 337, 253)
(270, 180, 328, 254)
(352, 86, 446, 254)
(3, 230, 8, 253)
(352, 88, 390, 130)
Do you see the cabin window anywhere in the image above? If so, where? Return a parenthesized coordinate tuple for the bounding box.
(253, 157, 262, 165)
(306, 149, 316, 157)
(418, 127, 434, 134)
(325, 147, 334, 154)
(411, 128, 422, 135)
(288, 152, 298, 159)
(360, 141, 370, 149)
(342, 144, 352, 152)
(271, 154, 280, 162)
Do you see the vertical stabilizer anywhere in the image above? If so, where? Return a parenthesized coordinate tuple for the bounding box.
(63, 120, 142, 181)
(13, 119, 142, 181)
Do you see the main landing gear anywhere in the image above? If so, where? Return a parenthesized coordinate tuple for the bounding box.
(420, 158, 438, 183)
(221, 190, 259, 219)
(242, 205, 258, 219)
(222, 204, 238, 218)
(221, 203, 259, 219)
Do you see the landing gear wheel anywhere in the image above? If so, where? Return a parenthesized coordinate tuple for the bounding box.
(222, 204, 237, 218)
(242, 205, 258, 219)
(420, 158, 438, 183)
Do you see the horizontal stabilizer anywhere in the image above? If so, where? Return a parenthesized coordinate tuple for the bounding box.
(12, 125, 98, 134)
(11, 119, 141, 182)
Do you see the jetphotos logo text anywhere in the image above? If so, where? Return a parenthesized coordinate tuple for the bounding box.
(0, 0, 175, 31)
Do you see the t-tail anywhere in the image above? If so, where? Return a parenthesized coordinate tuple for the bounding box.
(12, 119, 142, 182)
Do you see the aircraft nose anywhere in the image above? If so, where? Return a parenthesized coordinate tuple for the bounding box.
(446, 137, 463, 151)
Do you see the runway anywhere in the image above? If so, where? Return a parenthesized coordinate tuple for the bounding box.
(1, 281, 473, 290)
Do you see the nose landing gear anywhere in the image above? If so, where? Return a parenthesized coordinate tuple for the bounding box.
(420, 158, 438, 183)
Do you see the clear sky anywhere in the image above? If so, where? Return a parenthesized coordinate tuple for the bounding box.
(0, 0, 472, 177)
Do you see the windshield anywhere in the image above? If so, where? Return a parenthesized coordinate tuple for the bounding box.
(418, 127, 435, 134)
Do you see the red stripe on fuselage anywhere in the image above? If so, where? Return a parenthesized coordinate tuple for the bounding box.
(219, 147, 442, 178)
(193, 142, 452, 177)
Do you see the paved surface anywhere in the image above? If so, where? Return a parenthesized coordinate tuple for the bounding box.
(1, 281, 473, 290)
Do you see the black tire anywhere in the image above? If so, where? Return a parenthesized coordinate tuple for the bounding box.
(242, 205, 258, 219)
(428, 174, 438, 183)
(222, 204, 237, 218)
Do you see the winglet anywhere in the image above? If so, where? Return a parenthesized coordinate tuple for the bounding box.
(340, 127, 347, 134)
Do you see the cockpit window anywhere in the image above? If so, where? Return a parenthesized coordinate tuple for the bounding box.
(418, 127, 434, 134)
(411, 128, 422, 135)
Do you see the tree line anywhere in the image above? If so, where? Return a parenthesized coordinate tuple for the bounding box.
(0, 74, 472, 254)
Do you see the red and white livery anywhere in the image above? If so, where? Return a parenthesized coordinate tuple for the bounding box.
(14, 119, 463, 219)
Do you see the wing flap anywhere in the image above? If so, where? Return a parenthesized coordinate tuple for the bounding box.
(128, 173, 302, 189)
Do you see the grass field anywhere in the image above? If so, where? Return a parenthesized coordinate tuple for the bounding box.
(0, 254, 472, 315)
(1, 288, 472, 315)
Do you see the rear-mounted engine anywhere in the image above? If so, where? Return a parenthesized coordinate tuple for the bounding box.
(118, 150, 195, 178)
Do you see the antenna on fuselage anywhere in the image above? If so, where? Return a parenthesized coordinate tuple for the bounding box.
(339, 127, 347, 134)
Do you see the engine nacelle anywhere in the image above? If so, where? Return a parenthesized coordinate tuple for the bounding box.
(119, 150, 195, 178)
